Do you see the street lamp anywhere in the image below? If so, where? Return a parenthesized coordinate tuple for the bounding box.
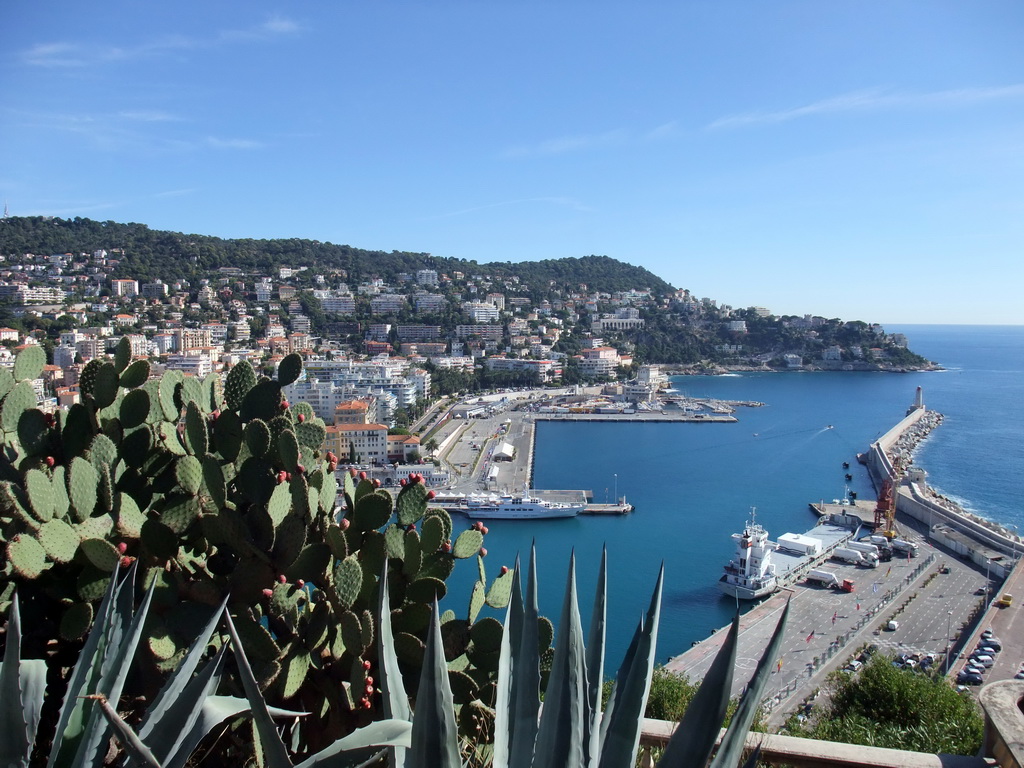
(614, 473, 618, 505)
(986, 559, 992, 610)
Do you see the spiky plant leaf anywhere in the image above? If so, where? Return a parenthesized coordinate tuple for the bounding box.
(223, 612, 293, 768)
(277, 353, 303, 387)
(583, 548, 607, 768)
(533, 554, 586, 768)
(656, 613, 740, 768)
(509, 549, 540, 768)
(708, 600, 790, 768)
(598, 564, 663, 768)
(0, 592, 47, 768)
(407, 599, 463, 768)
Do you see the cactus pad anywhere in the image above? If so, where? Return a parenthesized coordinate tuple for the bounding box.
(485, 567, 515, 609)
(25, 468, 55, 522)
(402, 529, 422, 576)
(453, 529, 484, 559)
(13, 344, 46, 382)
(38, 518, 81, 563)
(352, 492, 393, 532)
(93, 362, 120, 408)
(119, 358, 150, 389)
(468, 580, 486, 623)
(225, 360, 257, 410)
(295, 419, 326, 450)
(213, 409, 243, 461)
(79, 537, 120, 571)
(7, 534, 47, 578)
(333, 555, 363, 610)
(17, 408, 50, 457)
(113, 336, 132, 372)
(184, 402, 208, 457)
(407, 577, 447, 604)
(2, 381, 38, 433)
(396, 482, 429, 526)
(68, 456, 98, 521)
(284, 543, 331, 584)
(175, 455, 203, 495)
(277, 353, 303, 387)
(59, 601, 94, 641)
(420, 515, 446, 553)
(384, 524, 406, 560)
(244, 419, 272, 458)
(277, 429, 300, 472)
(119, 388, 150, 429)
(160, 494, 200, 535)
(280, 648, 311, 700)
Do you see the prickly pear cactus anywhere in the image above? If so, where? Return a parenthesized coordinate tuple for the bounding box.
(0, 345, 512, 751)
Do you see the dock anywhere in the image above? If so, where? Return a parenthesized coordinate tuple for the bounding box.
(582, 502, 635, 515)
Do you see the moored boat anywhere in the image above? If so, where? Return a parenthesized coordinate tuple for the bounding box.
(719, 510, 779, 600)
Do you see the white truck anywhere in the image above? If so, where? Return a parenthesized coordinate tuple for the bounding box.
(832, 547, 867, 566)
(847, 540, 880, 558)
(806, 568, 858, 592)
(891, 539, 919, 557)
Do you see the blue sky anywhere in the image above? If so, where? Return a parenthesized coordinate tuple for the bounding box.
(3, 2, 1023, 324)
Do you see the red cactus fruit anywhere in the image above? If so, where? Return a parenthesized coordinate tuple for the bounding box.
(363, 660, 372, 670)
(45, 456, 56, 468)
(296, 464, 305, 474)
(340, 518, 351, 531)
(359, 471, 367, 481)
(479, 547, 488, 557)
(262, 588, 274, 598)
(373, 478, 381, 488)
(349, 468, 358, 478)
(297, 413, 305, 422)
(427, 490, 436, 499)
(296, 579, 305, 588)
(365, 675, 374, 685)
(400, 478, 407, 486)
(278, 574, 287, 584)
(500, 565, 509, 575)
(481, 525, 489, 535)
(119, 556, 135, 568)
(116, 542, 128, 554)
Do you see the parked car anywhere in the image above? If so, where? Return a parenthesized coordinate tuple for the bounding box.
(981, 628, 995, 639)
(886, 620, 899, 631)
(843, 660, 863, 673)
(958, 671, 984, 685)
(970, 654, 994, 668)
(979, 638, 1003, 652)
(1014, 669, 1024, 680)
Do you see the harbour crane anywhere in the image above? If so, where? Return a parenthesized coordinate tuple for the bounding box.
(873, 477, 898, 539)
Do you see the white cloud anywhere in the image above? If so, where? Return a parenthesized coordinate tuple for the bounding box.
(708, 84, 1024, 130)
(502, 129, 626, 158)
(206, 137, 265, 150)
(22, 16, 301, 67)
(118, 110, 183, 123)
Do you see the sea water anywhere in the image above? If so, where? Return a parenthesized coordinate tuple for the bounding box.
(447, 325, 1024, 670)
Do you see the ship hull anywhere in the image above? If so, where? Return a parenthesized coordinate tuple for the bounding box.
(718, 575, 778, 600)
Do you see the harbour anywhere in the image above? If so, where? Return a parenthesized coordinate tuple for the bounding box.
(424, 326, 1024, 693)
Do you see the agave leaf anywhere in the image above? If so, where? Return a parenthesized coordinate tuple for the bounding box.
(708, 600, 790, 768)
(294, 720, 413, 768)
(583, 547, 607, 768)
(377, 560, 410, 768)
(93, 696, 162, 768)
(491, 557, 522, 768)
(128, 645, 228, 768)
(533, 552, 586, 768)
(0, 592, 46, 768)
(738, 744, 762, 768)
(509, 547, 540, 768)
(655, 613, 740, 768)
(224, 612, 294, 768)
(47, 562, 125, 768)
(163, 697, 307, 768)
(406, 599, 462, 768)
(75, 567, 157, 768)
(597, 564, 663, 768)
(136, 597, 230, 744)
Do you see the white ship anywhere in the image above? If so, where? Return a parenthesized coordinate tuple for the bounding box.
(435, 490, 584, 520)
(719, 510, 780, 600)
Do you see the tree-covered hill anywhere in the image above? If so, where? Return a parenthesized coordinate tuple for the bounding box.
(0, 216, 671, 295)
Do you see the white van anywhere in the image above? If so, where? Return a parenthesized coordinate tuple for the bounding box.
(885, 620, 899, 631)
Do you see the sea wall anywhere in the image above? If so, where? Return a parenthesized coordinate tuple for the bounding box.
(866, 403, 1020, 564)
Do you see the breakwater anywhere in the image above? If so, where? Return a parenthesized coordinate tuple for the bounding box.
(865, 393, 1021, 566)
